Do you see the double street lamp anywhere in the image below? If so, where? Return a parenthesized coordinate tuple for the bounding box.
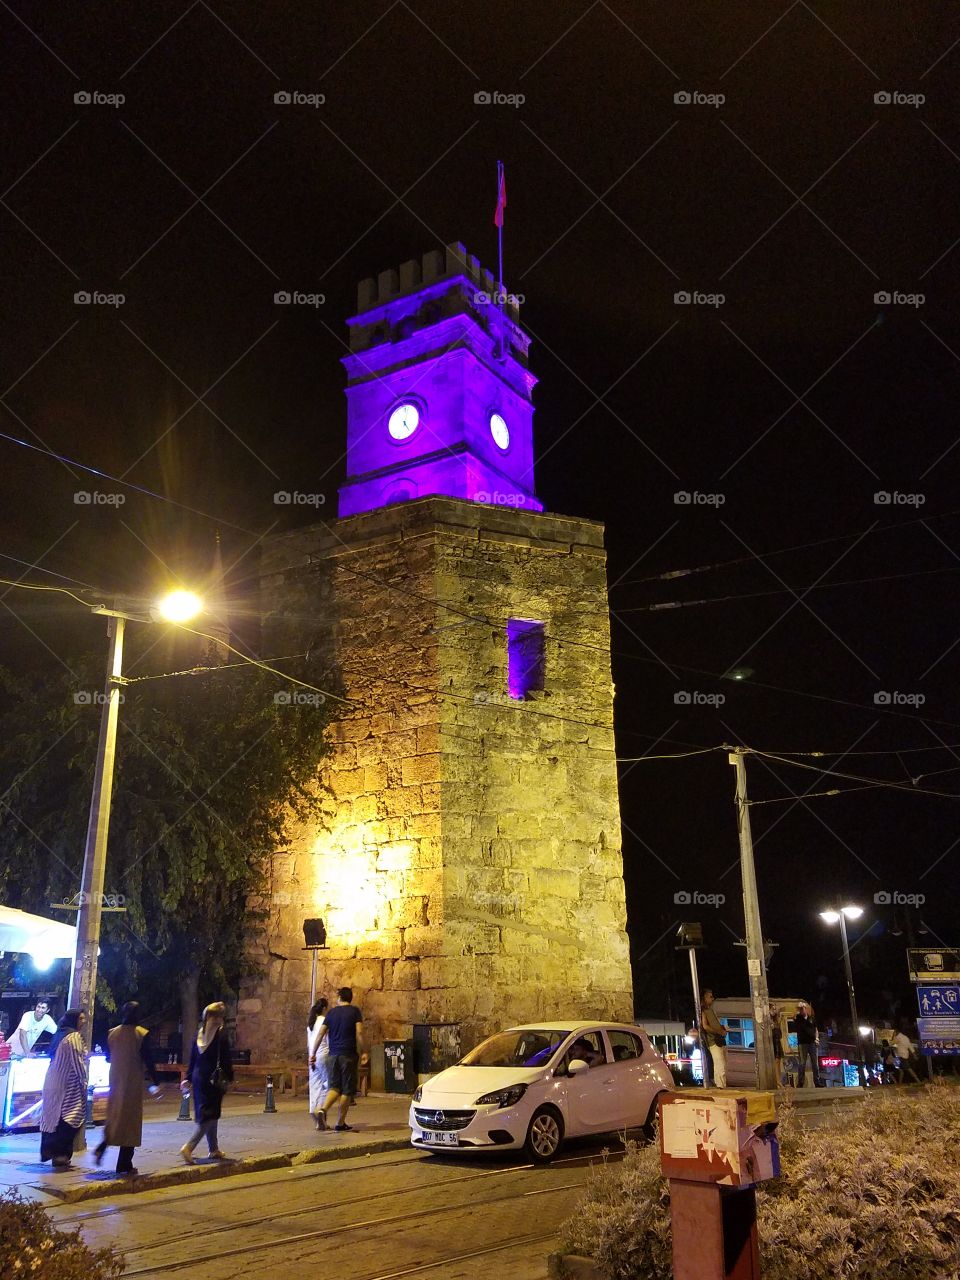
(67, 590, 203, 1048)
(819, 904, 866, 1087)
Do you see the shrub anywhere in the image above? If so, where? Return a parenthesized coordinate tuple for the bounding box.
(0, 1191, 124, 1279)
(559, 1084, 960, 1280)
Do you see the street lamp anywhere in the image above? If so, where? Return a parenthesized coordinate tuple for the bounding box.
(68, 590, 203, 1048)
(819, 905, 866, 1087)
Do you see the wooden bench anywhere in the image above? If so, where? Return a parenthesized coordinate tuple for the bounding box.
(156, 1062, 307, 1096)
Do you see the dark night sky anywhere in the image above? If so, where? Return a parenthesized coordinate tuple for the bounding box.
(2, 2, 960, 1030)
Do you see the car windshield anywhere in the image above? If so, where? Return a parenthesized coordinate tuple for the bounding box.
(460, 1029, 571, 1068)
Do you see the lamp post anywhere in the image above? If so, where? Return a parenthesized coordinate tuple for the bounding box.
(68, 590, 202, 1049)
(859, 1025, 876, 1085)
(819, 905, 866, 1087)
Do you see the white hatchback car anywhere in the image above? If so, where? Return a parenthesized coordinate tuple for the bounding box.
(409, 1021, 674, 1163)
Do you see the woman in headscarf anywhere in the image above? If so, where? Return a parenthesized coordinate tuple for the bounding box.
(179, 1001, 233, 1163)
(39, 1009, 88, 1169)
(307, 997, 329, 1130)
(94, 1000, 163, 1176)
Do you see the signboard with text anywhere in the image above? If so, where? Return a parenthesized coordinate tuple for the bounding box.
(908, 949, 960, 982)
(916, 1015, 960, 1056)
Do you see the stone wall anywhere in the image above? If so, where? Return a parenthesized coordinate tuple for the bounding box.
(237, 497, 632, 1064)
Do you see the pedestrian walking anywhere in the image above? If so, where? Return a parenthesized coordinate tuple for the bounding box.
(357, 1052, 370, 1098)
(179, 1001, 233, 1163)
(314, 987, 364, 1132)
(794, 1000, 821, 1088)
(700, 989, 727, 1088)
(894, 1029, 921, 1084)
(880, 1038, 898, 1084)
(307, 997, 329, 1130)
(94, 1001, 163, 1176)
(39, 1010, 87, 1169)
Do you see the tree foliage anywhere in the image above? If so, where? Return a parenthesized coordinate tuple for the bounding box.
(0, 644, 332, 1032)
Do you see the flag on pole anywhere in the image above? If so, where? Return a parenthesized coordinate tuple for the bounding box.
(494, 162, 507, 228)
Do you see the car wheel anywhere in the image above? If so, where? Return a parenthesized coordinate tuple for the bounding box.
(524, 1106, 564, 1163)
(642, 1091, 669, 1141)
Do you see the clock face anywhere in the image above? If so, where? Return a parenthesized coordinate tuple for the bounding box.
(490, 412, 510, 451)
(388, 402, 419, 441)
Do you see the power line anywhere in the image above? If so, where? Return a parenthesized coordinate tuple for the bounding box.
(613, 566, 960, 613)
(0, 553, 99, 591)
(610, 509, 960, 589)
(749, 748, 960, 801)
(0, 427, 263, 537)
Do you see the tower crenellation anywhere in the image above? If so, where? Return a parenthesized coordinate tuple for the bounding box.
(351, 241, 524, 359)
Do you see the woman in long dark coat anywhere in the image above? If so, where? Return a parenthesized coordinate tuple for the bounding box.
(94, 1000, 162, 1175)
(179, 1001, 233, 1163)
(39, 1010, 88, 1168)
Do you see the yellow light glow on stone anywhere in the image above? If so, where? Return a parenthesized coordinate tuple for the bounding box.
(310, 830, 414, 948)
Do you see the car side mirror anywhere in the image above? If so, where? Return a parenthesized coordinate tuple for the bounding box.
(567, 1058, 590, 1076)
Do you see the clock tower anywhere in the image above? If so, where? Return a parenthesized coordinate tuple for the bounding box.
(338, 242, 542, 517)
(241, 241, 633, 1070)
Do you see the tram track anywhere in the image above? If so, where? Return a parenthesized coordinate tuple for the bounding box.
(120, 1176, 584, 1276)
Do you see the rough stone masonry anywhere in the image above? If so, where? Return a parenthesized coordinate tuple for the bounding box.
(237, 495, 633, 1064)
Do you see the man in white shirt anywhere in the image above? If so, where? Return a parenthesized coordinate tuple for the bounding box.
(12, 1000, 57, 1056)
(894, 1029, 921, 1083)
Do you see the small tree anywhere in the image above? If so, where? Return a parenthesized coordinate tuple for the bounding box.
(0, 646, 333, 1040)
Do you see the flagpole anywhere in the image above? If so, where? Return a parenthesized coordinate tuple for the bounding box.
(496, 160, 505, 360)
(497, 159, 504, 299)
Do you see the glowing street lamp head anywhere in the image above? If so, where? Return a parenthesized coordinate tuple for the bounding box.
(820, 905, 862, 924)
(156, 590, 202, 624)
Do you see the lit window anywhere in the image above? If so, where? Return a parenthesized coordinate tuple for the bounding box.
(507, 619, 545, 700)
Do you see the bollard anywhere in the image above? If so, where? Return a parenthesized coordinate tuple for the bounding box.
(264, 1074, 277, 1113)
(177, 1089, 192, 1121)
(659, 1090, 779, 1280)
(85, 1084, 95, 1128)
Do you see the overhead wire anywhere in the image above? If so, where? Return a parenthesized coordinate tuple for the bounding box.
(613, 566, 960, 613)
(0, 427, 263, 537)
(609, 508, 960, 589)
(749, 748, 960, 801)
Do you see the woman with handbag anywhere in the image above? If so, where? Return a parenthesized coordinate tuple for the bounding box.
(179, 1001, 233, 1163)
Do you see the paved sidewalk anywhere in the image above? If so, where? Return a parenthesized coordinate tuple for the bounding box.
(0, 1089, 413, 1204)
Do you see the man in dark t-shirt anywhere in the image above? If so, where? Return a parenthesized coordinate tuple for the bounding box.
(314, 988, 364, 1132)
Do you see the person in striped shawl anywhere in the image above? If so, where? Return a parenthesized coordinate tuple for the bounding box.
(39, 1009, 88, 1169)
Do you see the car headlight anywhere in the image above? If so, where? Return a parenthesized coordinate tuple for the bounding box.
(475, 1084, 527, 1109)
(413, 1085, 423, 1102)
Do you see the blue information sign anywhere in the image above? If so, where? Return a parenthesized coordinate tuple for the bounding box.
(916, 1015, 960, 1056)
(916, 985, 960, 1016)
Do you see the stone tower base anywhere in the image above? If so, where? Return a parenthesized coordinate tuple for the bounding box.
(237, 497, 632, 1064)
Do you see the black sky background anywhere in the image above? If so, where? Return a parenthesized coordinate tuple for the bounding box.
(2, 1, 960, 1032)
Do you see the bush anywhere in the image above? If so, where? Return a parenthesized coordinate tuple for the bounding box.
(559, 1083, 960, 1280)
(0, 1191, 124, 1279)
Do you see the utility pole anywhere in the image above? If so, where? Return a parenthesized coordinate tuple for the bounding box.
(69, 612, 125, 1050)
(729, 747, 777, 1091)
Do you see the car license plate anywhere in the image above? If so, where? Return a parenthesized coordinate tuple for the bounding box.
(421, 1130, 458, 1146)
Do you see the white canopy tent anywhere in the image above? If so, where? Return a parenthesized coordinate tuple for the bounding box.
(0, 905, 76, 966)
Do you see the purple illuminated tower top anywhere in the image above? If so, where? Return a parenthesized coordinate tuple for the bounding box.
(338, 241, 542, 518)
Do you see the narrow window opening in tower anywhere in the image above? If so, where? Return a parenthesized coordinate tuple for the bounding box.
(507, 619, 545, 700)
